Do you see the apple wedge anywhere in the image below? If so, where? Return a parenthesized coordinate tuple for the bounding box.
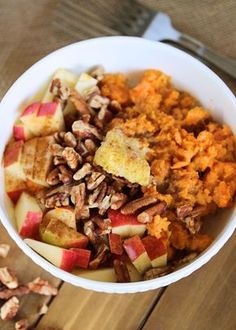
(108, 209, 146, 238)
(70, 248, 91, 269)
(74, 267, 116, 282)
(75, 73, 98, 97)
(15, 192, 42, 239)
(108, 233, 123, 255)
(5, 175, 25, 204)
(4, 140, 25, 182)
(44, 207, 76, 229)
(123, 236, 152, 274)
(24, 238, 78, 272)
(42, 68, 78, 102)
(19, 102, 41, 135)
(142, 236, 167, 268)
(39, 218, 88, 249)
(13, 120, 33, 141)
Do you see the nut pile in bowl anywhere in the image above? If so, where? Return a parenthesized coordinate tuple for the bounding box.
(4, 67, 236, 283)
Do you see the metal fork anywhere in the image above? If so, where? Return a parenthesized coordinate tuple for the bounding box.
(54, 0, 236, 79)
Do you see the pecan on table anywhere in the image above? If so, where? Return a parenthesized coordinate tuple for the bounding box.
(15, 319, 29, 330)
(0, 286, 29, 300)
(0, 268, 18, 289)
(0, 296, 19, 321)
(0, 244, 10, 258)
(27, 277, 58, 296)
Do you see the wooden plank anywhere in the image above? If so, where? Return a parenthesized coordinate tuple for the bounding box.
(37, 283, 161, 330)
(143, 233, 236, 330)
(0, 224, 61, 329)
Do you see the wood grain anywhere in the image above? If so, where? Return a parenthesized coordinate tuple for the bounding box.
(143, 233, 236, 330)
(0, 225, 61, 329)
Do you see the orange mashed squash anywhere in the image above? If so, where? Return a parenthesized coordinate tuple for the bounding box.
(100, 69, 236, 253)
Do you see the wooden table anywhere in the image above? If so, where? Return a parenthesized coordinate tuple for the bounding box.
(0, 1, 235, 329)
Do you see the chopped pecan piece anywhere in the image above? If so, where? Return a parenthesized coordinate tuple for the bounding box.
(110, 193, 127, 210)
(113, 259, 130, 283)
(0, 285, 29, 300)
(121, 196, 157, 215)
(137, 201, 167, 223)
(87, 172, 106, 190)
(98, 194, 112, 215)
(63, 132, 77, 148)
(53, 155, 66, 165)
(175, 252, 198, 266)
(15, 319, 29, 330)
(28, 277, 58, 296)
(92, 217, 111, 232)
(58, 165, 73, 185)
(54, 131, 65, 144)
(47, 168, 60, 186)
(50, 78, 70, 101)
(0, 268, 18, 289)
(143, 266, 172, 280)
(89, 94, 109, 109)
(0, 296, 19, 321)
(84, 220, 97, 245)
(44, 193, 70, 208)
(62, 147, 81, 170)
(89, 244, 109, 270)
(0, 244, 10, 258)
(176, 204, 193, 219)
(72, 120, 102, 140)
(73, 163, 92, 181)
(71, 183, 85, 205)
(70, 90, 91, 115)
(49, 143, 64, 157)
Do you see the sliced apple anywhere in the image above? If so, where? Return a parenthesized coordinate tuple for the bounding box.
(142, 236, 167, 268)
(44, 207, 76, 229)
(15, 192, 42, 239)
(4, 140, 25, 182)
(108, 209, 146, 238)
(123, 235, 151, 274)
(5, 175, 25, 204)
(25, 238, 78, 272)
(39, 218, 88, 249)
(21, 138, 37, 181)
(70, 248, 91, 269)
(20, 102, 41, 134)
(75, 73, 97, 97)
(42, 68, 78, 102)
(108, 233, 123, 255)
(13, 120, 33, 141)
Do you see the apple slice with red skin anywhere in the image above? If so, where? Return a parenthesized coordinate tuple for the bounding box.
(109, 233, 123, 255)
(44, 207, 76, 229)
(15, 192, 42, 239)
(20, 102, 41, 134)
(24, 239, 78, 272)
(108, 209, 146, 238)
(142, 236, 167, 268)
(4, 141, 25, 180)
(13, 120, 33, 141)
(70, 248, 91, 269)
(123, 235, 152, 274)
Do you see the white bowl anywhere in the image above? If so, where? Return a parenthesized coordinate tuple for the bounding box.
(0, 37, 235, 293)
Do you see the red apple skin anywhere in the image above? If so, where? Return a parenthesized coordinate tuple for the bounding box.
(108, 209, 141, 227)
(60, 250, 78, 272)
(142, 236, 167, 260)
(21, 102, 41, 117)
(7, 190, 24, 204)
(70, 248, 91, 269)
(69, 236, 89, 249)
(4, 141, 23, 167)
(109, 233, 123, 255)
(19, 211, 42, 239)
(123, 236, 146, 262)
(13, 126, 25, 141)
(37, 102, 58, 116)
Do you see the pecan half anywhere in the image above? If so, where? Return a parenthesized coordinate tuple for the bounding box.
(176, 204, 193, 219)
(54, 131, 65, 144)
(143, 266, 172, 280)
(87, 172, 106, 190)
(49, 143, 64, 157)
(73, 163, 92, 181)
(113, 260, 130, 283)
(110, 193, 127, 210)
(88, 182, 107, 207)
(72, 120, 102, 140)
(47, 168, 60, 186)
(0, 268, 18, 289)
(121, 196, 157, 215)
(70, 183, 86, 205)
(89, 244, 109, 270)
(63, 132, 77, 148)
(137, 201, 167, 223)
(15, 319, 29, 330)
(58, 165, 73, 185)
(0, 296, 19, 321)
(62, 147, 81, 170)
(70, 89, 91, 115)
(28, 277, 58, 296)
(44, 193, 70, 208)
(0, 286, 29, 300)
(0, 244, 10, 258)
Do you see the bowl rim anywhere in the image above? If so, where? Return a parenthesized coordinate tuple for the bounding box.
(0, 36, 236, 293)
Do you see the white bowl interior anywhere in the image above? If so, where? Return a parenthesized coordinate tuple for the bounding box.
(0, 37, 235, 293)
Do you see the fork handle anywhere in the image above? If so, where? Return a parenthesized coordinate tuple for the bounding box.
(177, 33, 236, 79)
